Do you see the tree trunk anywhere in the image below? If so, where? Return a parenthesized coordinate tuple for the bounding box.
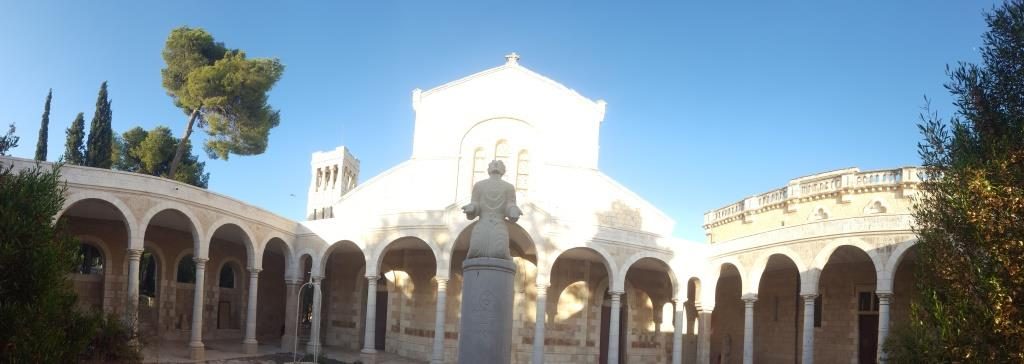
(168, 108, 199, 178)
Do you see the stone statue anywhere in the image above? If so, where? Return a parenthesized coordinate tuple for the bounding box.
(461, 160, 522, 260)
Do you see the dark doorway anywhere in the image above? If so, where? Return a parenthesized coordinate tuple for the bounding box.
(218, 301, 231, 329)
(599, 295, 627, 364)
(375, 279, 388, 350)
(858, 314, 878, 364)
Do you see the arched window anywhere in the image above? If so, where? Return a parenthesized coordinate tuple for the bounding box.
(219, 264, 235, 288)
(140, 250, 157, 298)
(77, 243, 104, 275)
(495, 140, 510, 167)
(516, 150, 529, 191)
(177, 254, 196, 283)
(472, 147, 487, 186)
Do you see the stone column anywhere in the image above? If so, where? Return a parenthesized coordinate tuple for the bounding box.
(742, 296, 757, 364)
(532, 282, 550, 364)
(431, 277, 449, 364)
(877, 292, 892, 363)
(126, 248, 143, 331)
(671, 299, 684, 364)
(696, 305, 713, 364)
(608, 291, 624, 364)
(306, 276, 323, 354)
(801, 294, 817, 364)
(189, 257, 208, 361)
(281, 279, 301, 350)
(362, 275, 379, 354)
(243, 268, 261, 354)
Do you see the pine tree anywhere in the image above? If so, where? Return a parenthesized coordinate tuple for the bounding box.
(887, 1, 1024, 362)
(34, 89, 51, 161)
(113, 126, 210, 188)
(85, 82, 112, 168)
(64, 113, 85, 165)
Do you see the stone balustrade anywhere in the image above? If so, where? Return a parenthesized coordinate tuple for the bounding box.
(703, 167, 920, 227)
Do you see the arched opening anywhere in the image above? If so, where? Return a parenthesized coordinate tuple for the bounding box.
(298, 254, 315, 343)
(138, 246, 162, 337)
(449, 222, 538, 362)
(890, 244, 918, 344)
(143, 208, 199, 340)
(547, 247, 613, 363)
(369, 237, 437, 359)
(710, 263, 742, 364)
(257, 238, 290, 343)
(73, 241, 106, 311)
(818, 245, 879, 364)
(753, 254, 802, 363)
(206, 223, 254, 339)
(622, 257, 676, 363)
(59, 198, 131, 314)
(317, 241, 365, 351)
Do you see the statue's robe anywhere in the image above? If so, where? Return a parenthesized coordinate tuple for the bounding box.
(466, 177, 519, 260)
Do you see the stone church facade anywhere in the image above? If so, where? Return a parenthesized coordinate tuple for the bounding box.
(1, 54, 919, 364)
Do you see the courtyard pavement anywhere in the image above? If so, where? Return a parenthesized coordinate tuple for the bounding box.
(142, 339, 424, 364)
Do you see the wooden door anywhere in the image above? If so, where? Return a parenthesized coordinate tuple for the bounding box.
(218, 301, 231, 329)
(858, 314, 878, 364)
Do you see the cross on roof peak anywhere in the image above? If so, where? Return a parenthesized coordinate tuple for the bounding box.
(505, 52, 520, 65)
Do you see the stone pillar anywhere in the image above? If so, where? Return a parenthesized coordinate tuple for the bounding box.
(877, 292, 892, 363)
(243, 268, 261, 354)
(189, 257, 208, 361)
(306, 276, 323, 354)
(281, 279, 301, 351)
(671, 299, 684, 364)
(608, 291, 624, 364)
(801, 294, 817, 364)
(696, 306, 713, 364)
(457, 257, 517, 364)
(532, 282, 550, 364)
(742, 296, 757, 364)
(431, 277, 449, 364)
(126, 248, 143, 331)
(362, 275, 379, 355)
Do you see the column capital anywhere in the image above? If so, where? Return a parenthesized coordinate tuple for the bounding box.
(436, 278, 449, 289)
(536, 282, 551, 295)
(311, 275, 324, 283)
(800, 293, 818, 301)
(741, 293, 757, 302)
(366, 274, 379, 281)
(193, 257, 209, 266)
(608, 290, 624, 299)
(285, 278, 303, 285)
(742, 297, 758, 305)
(247, 268, 262, 275)
(127, 248, 144, 260)
(876, 292, 893, 301)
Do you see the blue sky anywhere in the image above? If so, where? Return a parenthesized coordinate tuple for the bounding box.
(0, 1, 997, 241)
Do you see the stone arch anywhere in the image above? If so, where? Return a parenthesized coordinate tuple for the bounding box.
(139, 202, 204, 257)
(805, 238, 884, 294)
(215, 256, 246, 288)
(315, 240, 365, 277)
(879, 238, 919, 292)
(448, 220, 539, 276)
(541, 244, 618, 288)
(616, 251, 679, 298)
(171, 248, 198, 284)
(73, 234, 114, 274)
(59, 191, 139, 242)
(371, 233, 441, 279)
(293, 247, 318, 280)
(203, 218, 258, 269)
(260, 235, 295, 280)
(747, 247, 807, 295)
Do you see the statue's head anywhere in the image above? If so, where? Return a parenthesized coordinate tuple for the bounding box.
(487, 160, 506, 177)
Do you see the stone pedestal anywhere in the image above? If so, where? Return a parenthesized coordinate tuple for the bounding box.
(457, 257, 517, 364)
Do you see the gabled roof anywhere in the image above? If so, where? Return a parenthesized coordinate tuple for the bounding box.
(418, 54, 603, 107)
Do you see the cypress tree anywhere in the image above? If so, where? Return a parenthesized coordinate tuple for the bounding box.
(34, 89, 51, 161)
(85, 82, 112, 168)
(64, 113, 85, 165)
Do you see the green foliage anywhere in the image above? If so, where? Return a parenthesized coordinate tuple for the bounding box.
(887, 1, 1024, 362)
(85, 82, 113, 168)
(161, 26, 284, 169)
(0, 123, 17, 156)
(114, 126, 209, 188)
(0, 162, 90, 362)
(79, 313, 142, 363)
(64, 113, 86, 165)
(34, 89, 51, 161)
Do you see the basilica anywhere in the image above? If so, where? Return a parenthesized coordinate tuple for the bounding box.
(2, 54, 919, 364)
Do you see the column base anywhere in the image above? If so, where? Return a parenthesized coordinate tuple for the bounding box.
(305, 342, 320, 355)
(281, 335, 297, 353)
(360, 350, 378, 364)
(188, 343, 205, 361)
(243, 340, 259, 354)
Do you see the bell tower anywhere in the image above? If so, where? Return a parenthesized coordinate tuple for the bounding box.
(307, 146, 360, 220)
